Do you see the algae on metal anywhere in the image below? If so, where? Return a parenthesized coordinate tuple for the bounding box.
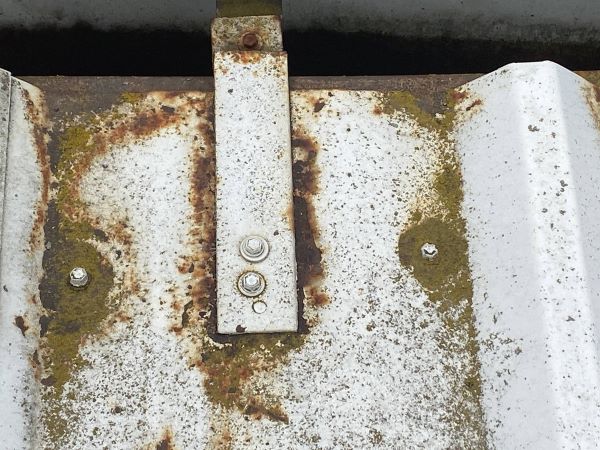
(38, 101, 140, 443)
(201, 333, 305, 422)
(383, 89, 487, 445)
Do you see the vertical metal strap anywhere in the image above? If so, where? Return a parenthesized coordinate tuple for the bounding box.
(213, 16, 298, 334)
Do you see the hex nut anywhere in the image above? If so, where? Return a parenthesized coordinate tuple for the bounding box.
(421, 243, 438, 261)
(239, 236, 269, 263)
(69, 267, 89, 288)
(238, 271, 266, 297)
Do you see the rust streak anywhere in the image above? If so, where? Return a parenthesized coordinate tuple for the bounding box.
(14, 316, 28, 336)
(22, 87, 51, 252)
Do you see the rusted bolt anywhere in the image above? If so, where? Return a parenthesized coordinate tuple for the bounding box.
(421, 243, 438, 261)
(252, 300, 267, 314)
(238, 271, 266, 297)
(240, 236, 269, 263)
(241, 32, 260, 50)
(69, 267, 89, 288)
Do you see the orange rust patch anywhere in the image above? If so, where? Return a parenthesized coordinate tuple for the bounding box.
(465, 99, 482, 111)
(58, 94, 186, 220)
(14, 316, 28, 336)
(31, 350, 42, 380)
(291, 128, 329, 321)
(22, 88, 50, 252)
(155, 428, 174, 450)
(373, 105, 383, 115)
(450, 90, 468, 102)
(313, 99, 326, 113)
(243, 398, 289, 424)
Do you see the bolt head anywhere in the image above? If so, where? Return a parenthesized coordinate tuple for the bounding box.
(241, 32, 260, 49)
(69, 267, 89, 287)
(238, 271, 266, 297)
(240, 235, 269, 262)
(421, 243, 438, 261)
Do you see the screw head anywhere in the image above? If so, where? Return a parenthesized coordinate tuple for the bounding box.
(69, 267, 89, 288)
(238, 271, 266, 297)
(421, 243, 438, 261)
(241, 32, 260, 50)
(240, 236, 269, 263)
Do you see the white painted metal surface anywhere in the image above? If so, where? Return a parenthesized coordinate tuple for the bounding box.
(455, 61, 600, 449)
(214, 51, 298, 334)
(0, 78, 48, 449)
(1, 61, 600, 448)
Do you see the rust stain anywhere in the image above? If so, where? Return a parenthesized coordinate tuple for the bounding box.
(291, 129, 329, 322)
(313, 98, 326, 113)
(14, 316, 28, 336)
(22, 86, 51, 252)
(465, 99, 482, 111)
(155, 428, 174, 450)
(585, 84, 600, 130)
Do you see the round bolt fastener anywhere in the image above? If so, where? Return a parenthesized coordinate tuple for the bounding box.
(252, 300, 267, 314)
(241, 32, 260, 50)
(421, 243, 438, 261)
(240, 236, 269, 263)
(69, 267, 89, 288)
(238, 271, 266, 297)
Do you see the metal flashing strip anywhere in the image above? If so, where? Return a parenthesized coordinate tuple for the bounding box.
(213, 23, 298, 334)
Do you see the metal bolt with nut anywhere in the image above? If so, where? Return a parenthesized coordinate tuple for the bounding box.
(421, 243, 438, 261)
(238, 271, 266, 297)
(69, 267, 89, 287)
(240, 235, 269, 263)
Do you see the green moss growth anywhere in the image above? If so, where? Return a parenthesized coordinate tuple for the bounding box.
(41, 219, 114, 397)
(202, 333, 305, 420)
(383, 89, 487, 444)
(120, 92, 143, 105)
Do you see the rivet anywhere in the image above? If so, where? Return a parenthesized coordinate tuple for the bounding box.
(239, 235, 269, 263)
(238, 271, 266, 297)
(252, 300, 267, 314)
(69, 267, 89, 288)
(421, 243, 438, 260)
(241, 32, 260, 50)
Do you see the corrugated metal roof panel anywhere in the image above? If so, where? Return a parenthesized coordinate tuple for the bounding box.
(0, 61, 598, 448)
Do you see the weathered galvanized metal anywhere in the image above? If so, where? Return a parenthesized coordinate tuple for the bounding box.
(213, 16, 298, 334)
(0, 62, 599, 448)
(0, 77, 49, 450)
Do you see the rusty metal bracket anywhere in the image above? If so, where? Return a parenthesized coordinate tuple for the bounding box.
(212, 16, 298, 334)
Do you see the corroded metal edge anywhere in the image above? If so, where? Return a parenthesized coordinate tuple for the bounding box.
(0, 77, 49, 449)
(211, 15, 283, 52)
(0, 69, 10, 260)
